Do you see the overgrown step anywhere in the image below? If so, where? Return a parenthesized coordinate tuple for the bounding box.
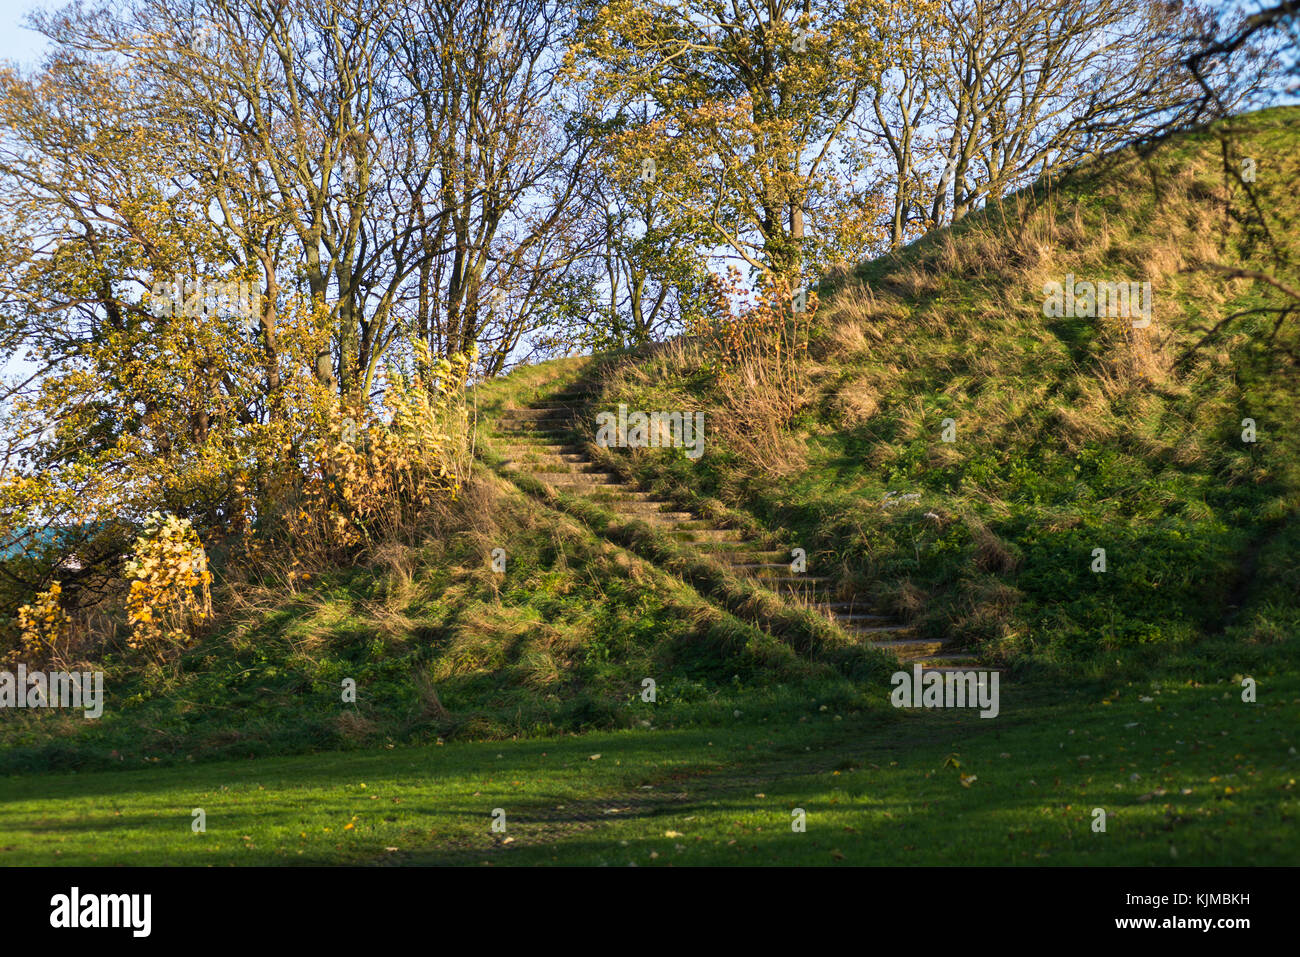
(499, 408, 578, 420)
(502, 458, 605, 472)
(500, 456, 591, 469)
(873, 638, 945, 660)
(669, 519, 742, 532)
(614, 514, 708, 529)
(525, 399, 591, 409)
(692, 539, 778, 554)
(915, 655, 997, 672)
(716, 550, 790, 563)
(530, 471, 621, 486)
(669, 529, 747, 542)
(725, 562, 810, 577)
(822, 602, 886, 615)
(496, 441, 587, 454)
(495, 415, 577, 426)
(761, 578, 835, 598)
(495, 424, 580, 437)
(606, 501, 694, 517)
(484, 388, 980, 671)
(843, 623, 915, 637)
(825, 613, 895, 628)
(587, 489, 660, 502)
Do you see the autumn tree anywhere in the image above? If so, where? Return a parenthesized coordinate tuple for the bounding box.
(0, 0, 551, 636)
(1150, 1, 1300, 356)
(861, 0, 1217, 247)
(385, 0, 599, 377)
(567, 0, 894, 287)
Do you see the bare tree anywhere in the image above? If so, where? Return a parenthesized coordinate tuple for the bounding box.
(863, 0, 1215, 245)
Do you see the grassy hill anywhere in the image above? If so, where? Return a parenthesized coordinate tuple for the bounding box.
(1, 108, 1297, 865)
(0, 467, 887, 773)
(583, 105, 1300, 674)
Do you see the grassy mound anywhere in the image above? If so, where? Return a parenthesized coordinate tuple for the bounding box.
(589, 106, 1300, 675)
(0, 466, 884, 773)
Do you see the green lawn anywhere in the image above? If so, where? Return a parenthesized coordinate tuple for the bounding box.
(3, 665, 1295, 866)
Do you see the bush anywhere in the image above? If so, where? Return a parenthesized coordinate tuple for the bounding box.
(124, 513, 213, 660)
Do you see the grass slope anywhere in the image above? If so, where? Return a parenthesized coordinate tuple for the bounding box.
(0, 458, 876, 774)
(591, 106, 1300, 671)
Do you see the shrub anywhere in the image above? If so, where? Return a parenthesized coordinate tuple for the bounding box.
(13, 581, 71, 666)
(689, 271, 818, 475)
(279, 349, 475, 563)
(124, 513, 213, 660)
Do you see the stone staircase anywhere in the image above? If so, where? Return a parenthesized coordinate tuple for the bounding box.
(489, 383, 985, 672)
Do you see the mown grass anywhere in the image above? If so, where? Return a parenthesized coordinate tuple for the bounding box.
(2, 640, 1295, 865)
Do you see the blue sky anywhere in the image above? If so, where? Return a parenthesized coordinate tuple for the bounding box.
(0, 0, 55, 385)
(0, 0, 53, 65)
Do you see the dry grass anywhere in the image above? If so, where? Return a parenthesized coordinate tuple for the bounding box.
(967, 519, 1019, 575)
(335, 709, 379, 742)
(412, 671, 453, 722)
(712, 356, 816, 477)
(1050, 401, 1117, 453)
(952, 577, 1022, 647)
(830, 376, 881, 425)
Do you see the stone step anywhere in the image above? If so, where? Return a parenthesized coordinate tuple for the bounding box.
(669, 519, 741, 532)
(614, 513, 705, 528)
(530, 472, 621, 486)
(497, 421, 576, 433)
(495, 424, 580, 436)
(669, 529, 747, 543)
(916, 656, 994, 671)
(499, 408, 575, 420)
(543, 395, 594, 407)
(527, 399, 591, 408)
(501, 451, 589, 463)
(692, 539, 775, 552)
(497, 419, 574, 430)
(587, 489, 657, 502)
(494, 436, 582, 448)
(495, 409, 573, 419)
(873, 638, 945, 659)
(716, 550, 790, 563)
(726, 563, 808, 577)
(491, 442, 585, 452)
(606, 501, 691, 516)
(763, 578, 834, 597)
(496, 445, 589, 459)
(826, 611, 893, 623)
(613, 509, 697, 521)
(502, 460, 604, 473)
(505, 410, 579, 421)
(845, 624, 914, 636)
